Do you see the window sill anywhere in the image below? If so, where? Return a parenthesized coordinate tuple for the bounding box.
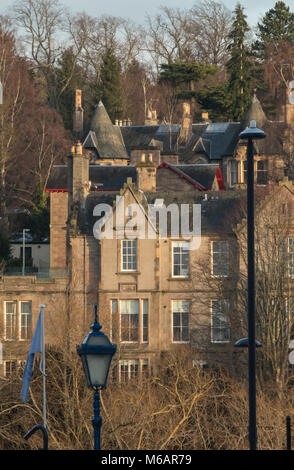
(116, 271, 141, 275)
(210, 341, 230, 344)
(172, 341, 190, 344)
(168, 276, 191, 281)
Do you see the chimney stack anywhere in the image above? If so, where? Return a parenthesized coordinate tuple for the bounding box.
(179, 101, 192, 145)
(136, 154, 156, 192)
(73, 89, 84, 138)
(68, 140, 89, 206)
(201, 111, 210, 122)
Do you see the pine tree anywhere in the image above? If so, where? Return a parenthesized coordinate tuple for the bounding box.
(226, 4, 252, 121)
(159, 61, 217, 100)
(99, 48, 123, 123)
(255, 1, 294, 53)
(197, 82, 233, 122)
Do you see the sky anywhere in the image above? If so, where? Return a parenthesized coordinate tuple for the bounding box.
(0, 0, 284, 27)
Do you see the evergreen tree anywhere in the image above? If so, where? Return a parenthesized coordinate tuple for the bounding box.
(197, 82, 233, 122)
(56, 48, 86, 130)
(226, 4, 252, 121)
(252, 2, 294, 117)
(99, 48, 123, 122)
(159, 62, 217, 101)
(255, 1, 294, 52)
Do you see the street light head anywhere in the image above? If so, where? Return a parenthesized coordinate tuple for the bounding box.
(77, 305, 116, 390)
(234, 337, 262, 348)
(239, 120, 266, 140)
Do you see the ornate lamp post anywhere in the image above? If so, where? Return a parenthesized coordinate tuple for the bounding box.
(239, 120, 266, 450)
(77, 305, 116, 450)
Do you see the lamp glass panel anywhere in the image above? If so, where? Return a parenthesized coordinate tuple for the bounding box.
(87, 354, 112, 387)
(85, 334, 112, 387)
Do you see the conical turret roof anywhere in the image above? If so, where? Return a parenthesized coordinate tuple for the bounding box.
(240, 92, 267, 131)
(84, 101, 128, 159)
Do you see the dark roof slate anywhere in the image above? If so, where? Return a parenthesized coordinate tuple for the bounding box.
(174, 164, 219, 189)
(83, 101, 128, 159)
(77, 189, 244, 236)
(46, 164, 137, 191)
(240, 94, 267, 131)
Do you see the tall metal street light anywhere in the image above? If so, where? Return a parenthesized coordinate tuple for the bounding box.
(239, 120, 266, 450)
(77, 305, 116, 450)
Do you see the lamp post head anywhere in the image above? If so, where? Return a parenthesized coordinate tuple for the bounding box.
(239, 120, 266, 140)
(77, 305, 116, 390)
(234, 337, 262, 348)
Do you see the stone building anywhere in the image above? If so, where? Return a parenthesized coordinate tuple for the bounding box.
(0, 90, 293, 380)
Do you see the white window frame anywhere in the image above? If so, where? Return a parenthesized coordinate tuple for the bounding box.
(4, 301, 17, 340)
(256, 159, 268, 186)
(172, 300, 190, 343)
(228, 160, 238, 187)
(20, 301, 32, 341)
(119, 359, 139, 382)
(121, 240, 137, 271)
(211, 300, 230, 344)
(118, 358, 148, 383)
(142, 299, 149, 344)
(120, 299, 140, 343)
(211, 241, 229, 277)
(172, 241, 190, 278)
(242, 160, 247, 184)
(113, 299, 148, 344)
(4, 360, 17, 378)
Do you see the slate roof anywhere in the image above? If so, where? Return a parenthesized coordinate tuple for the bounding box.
(240, 93, 267, 131)
(82, 97, 281, 165)
(174, 164, 220, 189)
(46, 165, 137, 191)
(78, 189, 244, 236)
(83, 101, 128, 159)
(145, 190, 244, 235)
(157, 162, 221, 190)
(89, 166, 136, 190)
(120, 125, 180, 154)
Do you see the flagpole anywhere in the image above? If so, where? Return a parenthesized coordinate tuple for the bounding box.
(39, 304, 46, 429)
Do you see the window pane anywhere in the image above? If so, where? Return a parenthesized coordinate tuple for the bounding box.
(120, 300, 139, 342)
(172, 241, 189, 277)
(111, 300, 118, 314)
(211, 300, 230, 343)
(121, 240, 137, 271)
(212, 241, 229, 277)
(172, 300, 190, 342)
(5, 301, 17, 340)
(257, 160, 268, 185)
(142, 299, 148, 343)
(20, 301, 32, 340)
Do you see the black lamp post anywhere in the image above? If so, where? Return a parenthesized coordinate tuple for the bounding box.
(77, 305, 116, 450)
(239, 120, 266, 451)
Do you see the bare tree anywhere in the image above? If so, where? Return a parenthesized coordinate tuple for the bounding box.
(188, 0, 232, 66)
(191, 187, 294, 395)
(144, 7, 193, 72)
(11, 0, 90, 111)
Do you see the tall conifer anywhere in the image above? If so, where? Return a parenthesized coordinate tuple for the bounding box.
(226, 3, 252, 121)
(99, 48, 123, 122)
